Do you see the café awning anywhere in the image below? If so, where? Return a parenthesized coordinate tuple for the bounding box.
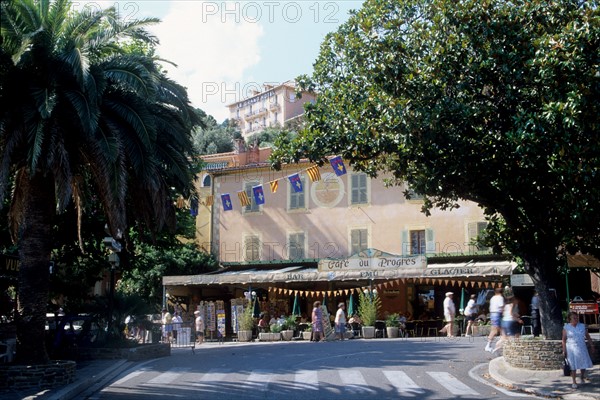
(163, 260, 515, 286)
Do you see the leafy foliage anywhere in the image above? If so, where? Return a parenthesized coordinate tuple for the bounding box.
(238, 305, 255, 331)
(357, 291, 381, 327)
(193, 116, 240, 155)
(271, 0, 600, 339)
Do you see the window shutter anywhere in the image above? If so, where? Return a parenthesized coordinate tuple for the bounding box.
(401, 230, 409, 255)
(426, 228, 435, 253)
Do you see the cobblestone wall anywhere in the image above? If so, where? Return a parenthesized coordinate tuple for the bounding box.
(0, 360, 76, 391)
(504, 339, 599, 370)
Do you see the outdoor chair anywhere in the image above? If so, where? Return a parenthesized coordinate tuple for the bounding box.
(520, 315, 533, 335)
(374, 320, 386, 338)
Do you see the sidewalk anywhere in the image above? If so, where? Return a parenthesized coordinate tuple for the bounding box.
(489, 356, 600, 400)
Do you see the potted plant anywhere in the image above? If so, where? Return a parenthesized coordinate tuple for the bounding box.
(281, 315, 297, 341)
(358, 291, 381, 339)
(237, 305, 254, 342)
(302, 325, 313, 341)
(385, 313, 401, 338)
(269, 323, 283, 341)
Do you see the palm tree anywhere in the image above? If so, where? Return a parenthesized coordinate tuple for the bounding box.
(0, 0, 200, 364)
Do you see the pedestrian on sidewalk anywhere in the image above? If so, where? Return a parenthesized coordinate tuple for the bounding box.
(530, 291, 541, 337)
(194, 310, 204, 344)
(562, 312, 595, 389)
(439, 292, 456, 337)
(311, 301, 325, 342)
(463, 294, 478, 336)
(485, 288, 505, 352)
(492, 296, 521, 353)
(334, 302, 347, 340)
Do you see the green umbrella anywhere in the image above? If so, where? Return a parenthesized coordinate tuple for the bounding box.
(292, 293, 301, 316)
(347, 293, 355, 316)
(459, 287, 465, 314)
(252, 297, 261, 318)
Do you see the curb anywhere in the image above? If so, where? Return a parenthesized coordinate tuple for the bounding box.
(488, 357, 599, 400)
(47, 359, 131, 400)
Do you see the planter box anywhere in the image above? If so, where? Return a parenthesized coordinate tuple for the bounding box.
(362, 326, 375, 339)
(387, 327, 399, 338)
(281, 330, 294, 341)
(258, 332, 281, 341)
(472, 325, 491, 336)
(238, 330, 253, 342)
(302, 331, 312, 340)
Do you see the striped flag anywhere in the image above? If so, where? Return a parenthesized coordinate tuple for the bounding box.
(306, 165, 321, 182)
(238, 190, 251, 207)
(204, 195, 214, 206)
(269, 180, 279, 193)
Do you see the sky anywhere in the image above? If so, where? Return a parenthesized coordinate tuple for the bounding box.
(88, 1, 364, 122)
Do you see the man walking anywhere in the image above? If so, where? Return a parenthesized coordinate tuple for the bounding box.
(485, 288, 505, 352)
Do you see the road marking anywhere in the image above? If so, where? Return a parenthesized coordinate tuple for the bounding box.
(383, 370, 425, 397)
(469, 363, 531, 397)
(295, 369, 318, 390)
(190, 368, 231, 386)
(246, 370, 273, 391)
(146, 367, 190, 385)
(427, 371, 479, 395)
(339, 370, 375, 394)
(113, 370, 145, 386)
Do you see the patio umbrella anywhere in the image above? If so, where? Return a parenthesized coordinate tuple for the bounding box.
(347, 293, 355, 316)
(459, 287, 465, 314)
(292, 293, 301, 316)
(252, 297, 261, 318)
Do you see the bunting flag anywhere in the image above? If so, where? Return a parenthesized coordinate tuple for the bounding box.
(252, 185, 265, 205)
(330, 156, 347, 176)
(269, 180, 279, 193)
(238, 190, 251, 207)
(306, 165, 321, 182)
(204, 195, 214, 206)
(221, 194, 233, 211)
(288, 173, 303, 192)
(189, 198, 198, 216)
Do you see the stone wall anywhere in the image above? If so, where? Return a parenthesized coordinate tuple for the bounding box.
(504, 339, 599, 370)
(0, 344, 170, 391)
(0, 360, 76, 391)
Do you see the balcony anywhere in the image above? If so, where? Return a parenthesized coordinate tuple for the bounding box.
(244, 107, 268, 121)
(269, 102, 280, 111)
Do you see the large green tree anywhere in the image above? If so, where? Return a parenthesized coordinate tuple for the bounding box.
(0, 0, 200, 363)
(272, 0, 600, 339)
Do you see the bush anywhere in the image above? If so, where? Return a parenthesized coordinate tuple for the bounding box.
(238, 305, 255, 331)
(386, 313, 400, 327)
(358, 291, 381, 326)
(270, 324, 283, 333)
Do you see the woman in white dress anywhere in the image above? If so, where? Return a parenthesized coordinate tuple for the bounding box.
(562, 312, 595, 389)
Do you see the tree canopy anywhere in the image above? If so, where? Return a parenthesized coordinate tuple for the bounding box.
(272, 0, 600, 339)
(1, 0, 201, 363)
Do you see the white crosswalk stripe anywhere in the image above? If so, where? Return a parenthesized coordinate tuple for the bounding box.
(113, 370, 145, 386)
(294, 369, 319, 390)
(146, 367, 190, 385)
(191, 368, 231, 387)
(383, 370, 425, 397)
(246, 369, 274, 391)
(339, 370, 375, 394)
(427, 371, 480, 395)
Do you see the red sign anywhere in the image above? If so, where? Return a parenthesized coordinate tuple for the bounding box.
(569, 302, 599, 314)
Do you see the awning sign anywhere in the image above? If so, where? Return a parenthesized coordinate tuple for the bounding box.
(511, 274, 535, 287)
(318, 252, 426, 272)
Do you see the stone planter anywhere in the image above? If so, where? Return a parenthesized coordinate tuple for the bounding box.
(281, 330, 294, 341)
(504, 339, 599, 370)
(302, 331, 313, 340)
(238, 330, 253, 342)
(362, 326, 375, 339)
(258, 332, 281, 341)
(386, 326, 399, 338)
(472, 324, 491, 337)
(0, 360, 76, 391)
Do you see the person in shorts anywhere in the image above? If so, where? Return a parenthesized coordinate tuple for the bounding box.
(463, 294, 478, 336)
(334, 302, 347, 341)
(485, 288, 505, 352)
(194, 310, 204, 344)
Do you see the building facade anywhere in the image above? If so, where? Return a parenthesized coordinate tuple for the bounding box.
(226, 81, 316, 139)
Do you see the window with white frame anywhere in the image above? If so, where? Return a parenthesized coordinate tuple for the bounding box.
(288, 232, 305, 260)
(244, 235, 260, 261)
(467, 222, 490, 252)
(350, 229, 369, 255)
(288, 176, 306, 210)
(350, 173, 368, 205)
(244, 181, 260, 213)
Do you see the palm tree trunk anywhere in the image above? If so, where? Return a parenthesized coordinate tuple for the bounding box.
(16, 170, 55, 364)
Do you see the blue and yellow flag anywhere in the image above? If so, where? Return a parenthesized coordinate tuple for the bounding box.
(221, 193, 233, 211)
(253, 185, 265, 205)
(288, 173, 303, 193)
(330, 156, 347, 176)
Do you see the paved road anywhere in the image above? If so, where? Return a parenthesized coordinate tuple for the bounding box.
(85, 337, 542, 400)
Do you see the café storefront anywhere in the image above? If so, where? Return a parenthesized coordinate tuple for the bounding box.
(163, 251, 515, 337)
